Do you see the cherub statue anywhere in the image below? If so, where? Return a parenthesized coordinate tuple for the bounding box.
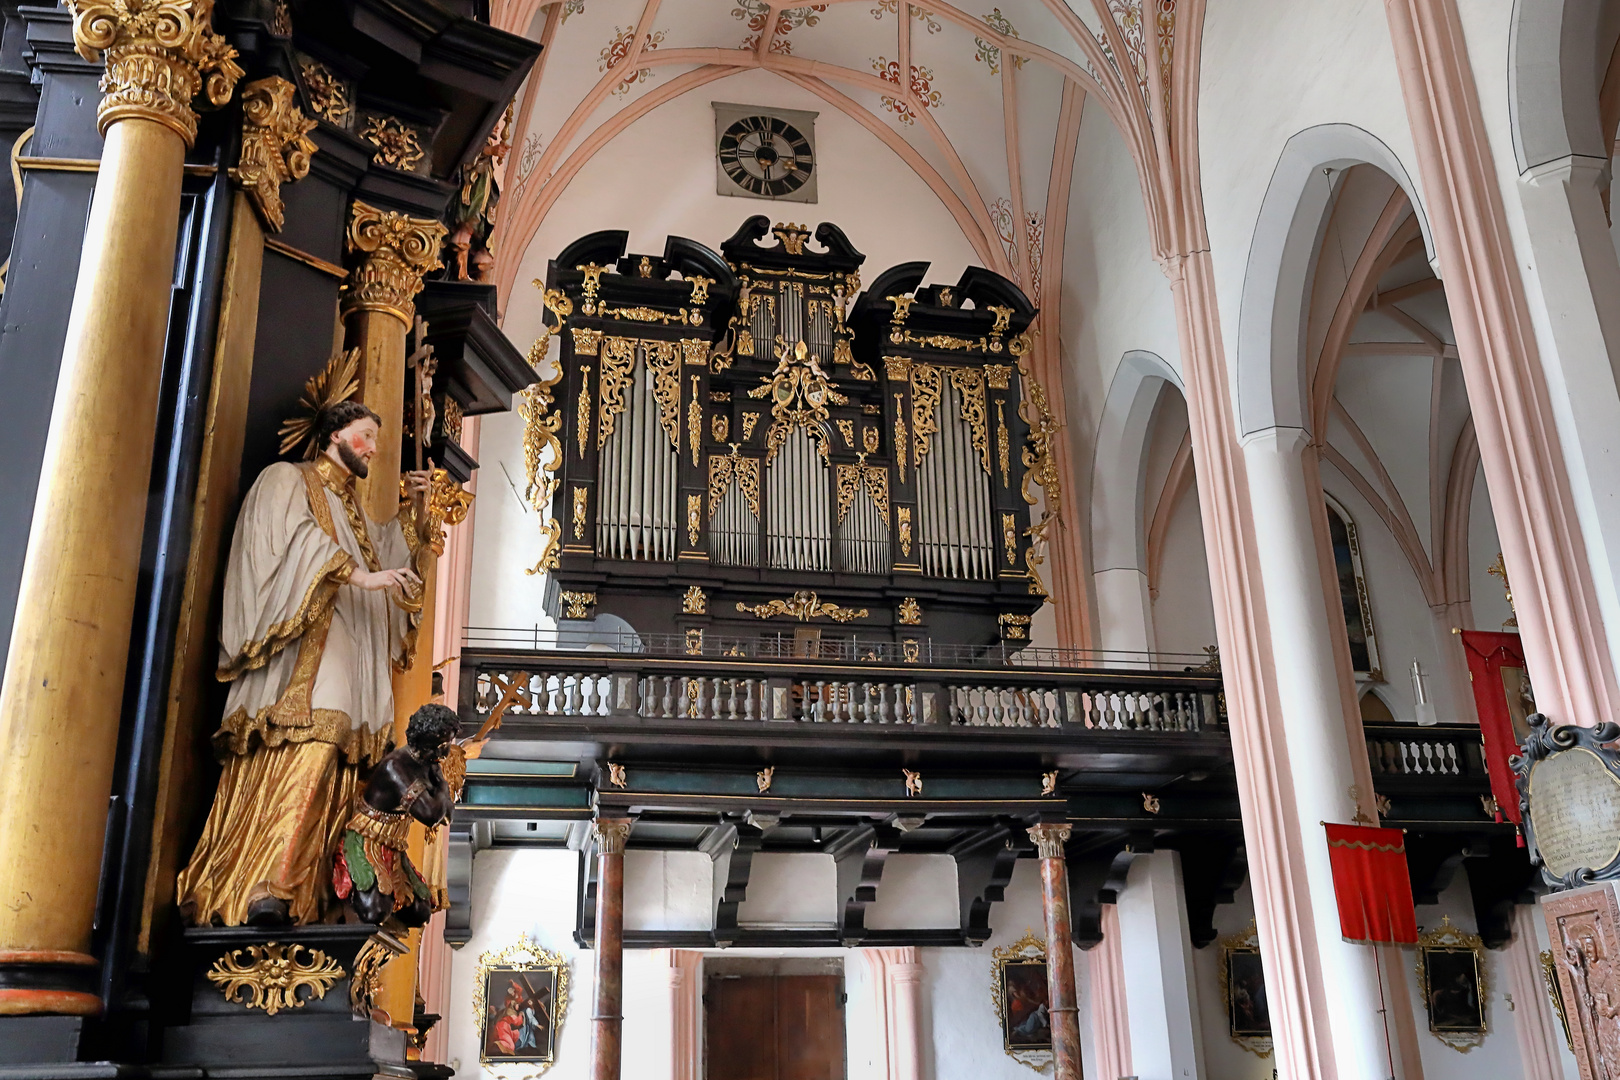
(334, 703, 460, 927)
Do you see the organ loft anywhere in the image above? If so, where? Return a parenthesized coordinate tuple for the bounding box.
(527, 216, 1053, 655)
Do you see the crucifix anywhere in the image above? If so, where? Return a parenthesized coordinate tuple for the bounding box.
(407, 314, 438, 471)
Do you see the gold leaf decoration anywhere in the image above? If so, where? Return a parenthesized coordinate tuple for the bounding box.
(277, 348, 361, 459)
(206, 942, 344, 1016)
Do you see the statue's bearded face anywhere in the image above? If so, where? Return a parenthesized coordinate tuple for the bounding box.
(332, 417, 379, 479)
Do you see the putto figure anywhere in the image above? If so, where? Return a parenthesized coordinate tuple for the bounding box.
(335, 703, 459, 926)
(177, 352, 432, 927)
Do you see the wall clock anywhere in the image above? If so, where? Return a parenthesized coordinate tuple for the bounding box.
(713, 102, 818, 204)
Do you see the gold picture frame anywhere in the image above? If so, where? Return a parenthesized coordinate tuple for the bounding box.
(473, 934, 571, 1077)
(1539, 949, 1575, 1053)
(1415, 917, 1487, 1052)
(991, 931, 1053, 1073)
(1217, 922, 1273, 1058)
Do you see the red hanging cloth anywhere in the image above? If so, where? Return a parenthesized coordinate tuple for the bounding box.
(1324, 824, 1418, 944)
(1458, 629, 1528, 826)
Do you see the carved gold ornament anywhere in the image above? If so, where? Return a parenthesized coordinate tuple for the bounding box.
(1538, 949, 1575, 1053)
(1002, 512, 1018, 567)
(571, 326, 602, 356)
(576, 365, 592, 457)
(606, 762, 626, 788)
(892, 394, 909, 483)
(1141, 792, 1160, 814)
(298, 58, 350, 126)
(835, 459, 890, 526)
(836, 418, 855, 447)
(442, 395, 464, 443)
(991, 931, 1053, 1072)
(1416, 917, 1487, 1052)
(685, 628, 703, 655)
(986, 364, 1012, 390)
(205, 941, 343, 1015)
(903, 769, 922, 797)
(864, 425, 880, 453)
(343, 201, 447, 324)
(229, 76, 316, 232)
(750, 339, 847, 464)
(897, 506, 913, 558)
(909, 365, 941, 466)
(898, 597, 921, 625)
(571, 486, 587, 540)
(688, 376, 702, 466)
(757, 766, 774, 793)
(772, 222, 811, 254)
(65, 0, 244, 145)
(711, 412, 729, 442)
(349, 932, 405, 1018)
(519, 343, 564, 575)
(682, 585, 707, 614)
(681, 338, 707, 366)
(949, 367, 991, 474)
(999, 612, 1031, 641)
(360, 114, 425, 170)
(413, 468, 474, 557)
(741, 412, 761, 442)
(1041, 770, 1058, 796)
(1019, 360, 1061, 602)
(902, 639, 920, 663)
(277, 347, 361, 459)
(708, 449, 760, 520)
(472, 935, 571, 1075)
(735, 590, 867, 623)
(686, 493, 701, 548)
(1218, 922, 1272, 1058)
(995, 401, 1010, 488)
(560, 590, 595, 620)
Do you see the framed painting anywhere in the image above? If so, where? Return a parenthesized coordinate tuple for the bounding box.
(474, 935, 570, 1074)
(1218, 923, 1272, 1058)
(991, 931, 1052, 1073)
(1416, 917, 1486, 1052)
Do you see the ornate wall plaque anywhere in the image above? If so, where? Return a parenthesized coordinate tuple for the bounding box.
(1515, 715, 1620, 889)
(1542, 882, 1620, 1079)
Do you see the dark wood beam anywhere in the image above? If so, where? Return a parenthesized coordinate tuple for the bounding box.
(1067, 833, 1151, 949)
(952, 823, 1023, 946)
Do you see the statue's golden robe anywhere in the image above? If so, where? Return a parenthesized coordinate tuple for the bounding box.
(178, 456, 422, 926)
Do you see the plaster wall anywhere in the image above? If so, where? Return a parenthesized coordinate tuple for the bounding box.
(625, 850, 713, 932)
(1469, 461, 1514, 632)
(737, 852, 841, 928)
(864, 853, 961, 930)
(1151, 479, 1217, 659)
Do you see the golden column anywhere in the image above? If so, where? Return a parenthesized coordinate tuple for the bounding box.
(0, 0, 240, 1017)
(340, 202, 446, 522)
(338, 200, 446, 1035)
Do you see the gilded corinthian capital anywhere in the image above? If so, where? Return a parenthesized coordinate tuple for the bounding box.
(64, 0, 244, 145)
(229, 76, 316, 232)
(1027, 822, 1072, 859)
(342, 201, 448, 324)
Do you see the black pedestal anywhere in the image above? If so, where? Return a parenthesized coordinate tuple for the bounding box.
(159, 925, 410, 1080)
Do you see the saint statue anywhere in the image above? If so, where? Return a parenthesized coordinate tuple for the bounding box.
(178, 352, 433, 926)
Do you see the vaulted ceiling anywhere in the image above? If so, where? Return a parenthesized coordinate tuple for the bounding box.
(485, 0, 1187, 307)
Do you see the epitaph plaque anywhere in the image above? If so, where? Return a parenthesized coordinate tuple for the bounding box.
(1515, 714, 1620, 890)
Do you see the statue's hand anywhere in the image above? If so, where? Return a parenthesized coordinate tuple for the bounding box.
(352, 567, 422, 593)
(403, 470, 432, 496)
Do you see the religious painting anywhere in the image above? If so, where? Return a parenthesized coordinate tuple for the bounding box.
(1416, 917, 1486, 1052)
(474, 936, 570, 1073)
(1218, 923, 1273, 1058)
(1325, 495, 1381, 679)
(991, 932, 1052, 1072)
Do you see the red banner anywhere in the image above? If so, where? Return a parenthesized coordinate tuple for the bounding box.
(1324, 824, 1417, 944)
(1459, 630, 1529, 825)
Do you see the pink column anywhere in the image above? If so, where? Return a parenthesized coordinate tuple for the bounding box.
(1383, 0, 1620, 728)
(886, 950, 925, 1080)
(1504, 907, 1563, 1080)
(1089, 905, 1132, 1080)
(668, 950, 702, 1080)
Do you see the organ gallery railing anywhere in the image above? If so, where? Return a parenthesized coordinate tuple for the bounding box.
(456, 634, 1226, 735)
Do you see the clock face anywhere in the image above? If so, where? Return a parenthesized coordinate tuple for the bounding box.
(717, 115, 815, 199)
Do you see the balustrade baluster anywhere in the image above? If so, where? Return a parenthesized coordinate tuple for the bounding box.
(1445, 743, 1460, 775)
(661, 677, 675, 718)
(744, 679, 759, 720)
(813, 681, 828, 722)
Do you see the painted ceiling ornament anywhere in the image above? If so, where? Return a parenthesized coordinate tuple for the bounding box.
(599, 24, 666, 96)
(230, 76, 317, 232)
(871, 56, 943, 125)
(276, 348, 361, 459)
(65, 0, 244, 145)
(974, 7, 1025, 75)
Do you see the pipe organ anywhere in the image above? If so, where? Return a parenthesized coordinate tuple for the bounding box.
(524, 217, 1053, 649)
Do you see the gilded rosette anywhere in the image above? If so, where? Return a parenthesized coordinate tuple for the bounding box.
(342, 200, 448, 324)
(66, 0, 244, 145)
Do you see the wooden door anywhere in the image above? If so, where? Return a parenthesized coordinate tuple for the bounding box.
(706, 974, 844, 1080)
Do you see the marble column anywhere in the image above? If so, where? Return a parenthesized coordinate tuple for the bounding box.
(591, 818, 632, 1080)
(0, 0, 240, 1016)
(1028, 823, 1081, 1080)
